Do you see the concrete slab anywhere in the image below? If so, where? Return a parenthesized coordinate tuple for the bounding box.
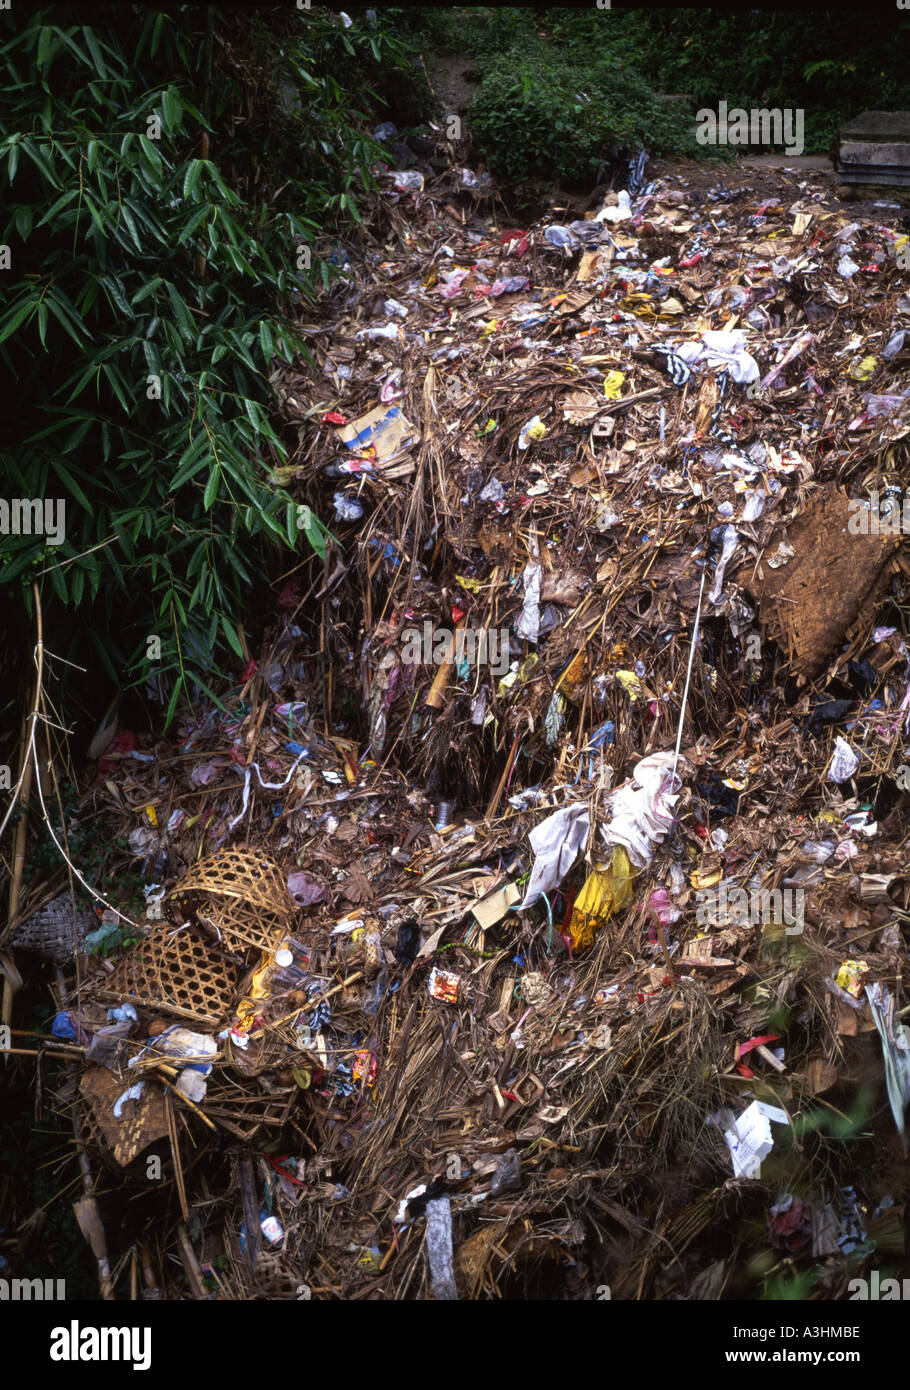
(840, 111, 910, 142)
(837, 111, 910, 186)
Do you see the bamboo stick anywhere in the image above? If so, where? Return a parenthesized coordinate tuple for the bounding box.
(2, 708, 34, 1049)
(425, 619, 466, 710)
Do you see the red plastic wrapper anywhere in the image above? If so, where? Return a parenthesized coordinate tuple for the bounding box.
(353, 1049, 378, 1088)
(98, 730, 137, 773)
(322, 410, 349, 425)
(499, 228, 530, 258)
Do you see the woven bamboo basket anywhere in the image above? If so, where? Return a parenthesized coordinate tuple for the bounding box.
(746, 485, 902, 678)
(166, 848, 294, 955)
(78, 1068, 170, 1167)
(96, 921, 245, 1028)
(8, 892, 95, 965)
(203, 1074, 296, 1140)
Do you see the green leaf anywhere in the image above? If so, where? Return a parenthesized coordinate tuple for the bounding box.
(203, 466, 220, 510)
(131, 276, 164, 306)
(82, 27, 108, 78)
(0, 295, 38, 343)
(161, 86, 180, 132)
(50, 457, 93, 510)
(221, 614, 244, 659)
(14, 205, 33, 238)
(139, 134, 162, 175)
(183, 158, 203, 199)
(119, 203, 143, 252)
(100, 275, 132, 316)
(177, 204, 210, 245)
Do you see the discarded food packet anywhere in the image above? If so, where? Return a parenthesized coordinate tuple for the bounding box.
(428, 966, 460, 1004)
(518, 415, 547, 450)
(353, 1049, 378, 1088)
(836, 959, 870, 999)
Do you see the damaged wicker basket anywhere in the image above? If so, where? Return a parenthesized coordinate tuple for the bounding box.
(165, 847, 294, 955)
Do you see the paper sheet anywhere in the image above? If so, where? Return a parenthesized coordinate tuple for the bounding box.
(722, 1100, 789, 1178)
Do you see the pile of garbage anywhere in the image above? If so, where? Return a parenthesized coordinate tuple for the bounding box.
(12, 151, 910, 1300)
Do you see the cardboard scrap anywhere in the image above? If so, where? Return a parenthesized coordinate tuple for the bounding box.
(338, 404, 419, 462)
(472, 880, 521, 930)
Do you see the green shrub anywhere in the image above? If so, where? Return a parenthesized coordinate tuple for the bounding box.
(469, 43, 696, 182)
(0, 7, 409, 722)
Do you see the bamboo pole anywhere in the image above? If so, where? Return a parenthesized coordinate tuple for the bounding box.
(2, 708, 34, 1052)
(424, 619, 466, 710)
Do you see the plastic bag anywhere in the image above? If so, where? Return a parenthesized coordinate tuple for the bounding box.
(602, 750, 683, 867)
(333, 493, 364, 521)
(390, 170, 423, 192)
(828, 736, 860, 783)
(568, 845, 636, 953)
(594, 190, 632, 224)
(675, 329, 760, 385)
(518, 802, 590, 908)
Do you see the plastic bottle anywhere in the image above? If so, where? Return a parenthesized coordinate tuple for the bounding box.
(271, 936, 311, 990)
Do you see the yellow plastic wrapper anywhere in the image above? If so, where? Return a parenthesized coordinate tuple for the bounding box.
(849, 355, 877, 382)
(836, 959, 870, 999)
(568, 845, 636, 953)
(616, 669, 643, 701)
(234, 936, 286, 1028)
(603, 370, 625, 400)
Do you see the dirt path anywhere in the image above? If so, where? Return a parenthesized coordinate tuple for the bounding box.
(425, 52, 479, 118)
